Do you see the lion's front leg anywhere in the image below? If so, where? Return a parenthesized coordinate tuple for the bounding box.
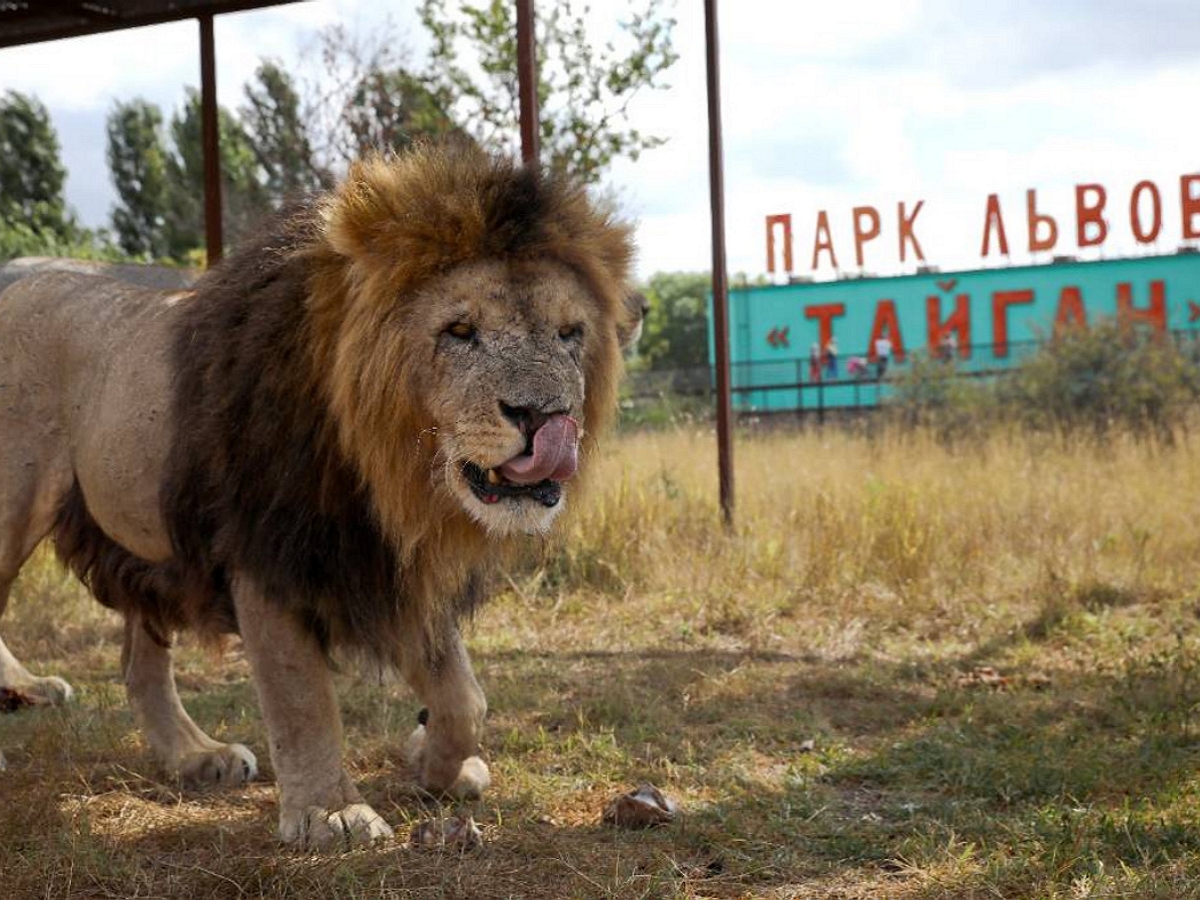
(233, 578, 393, 849)
(402, 627, 490, 800)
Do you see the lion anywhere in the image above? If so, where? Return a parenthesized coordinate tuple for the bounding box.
(0, 144, 639, 848)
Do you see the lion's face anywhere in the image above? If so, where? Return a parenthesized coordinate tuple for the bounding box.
(311, 148, 637, 551)
(406, 259, 611, 535)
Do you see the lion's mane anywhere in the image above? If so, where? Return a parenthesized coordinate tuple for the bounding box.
(153, 144, 632, 664)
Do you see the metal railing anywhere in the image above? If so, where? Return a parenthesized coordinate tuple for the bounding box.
(624, 330, 1200, 417)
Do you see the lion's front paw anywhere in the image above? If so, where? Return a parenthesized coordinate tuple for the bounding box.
(406, 724, 491, 799)
(179, 743, 258, 789)
(451, 756, 491, 800)
(280, 803, 394, 850)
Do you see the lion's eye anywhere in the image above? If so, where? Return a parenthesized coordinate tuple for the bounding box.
(558, 323, 584, 341)
(445, 321, 476, 341)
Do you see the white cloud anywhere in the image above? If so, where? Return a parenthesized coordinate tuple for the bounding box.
(720, 0, 924, 61)
(707, 11, 1200, 281)
(2, 22, 198, 111)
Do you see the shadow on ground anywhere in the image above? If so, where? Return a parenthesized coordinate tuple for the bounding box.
(4, 587, 1200, 898)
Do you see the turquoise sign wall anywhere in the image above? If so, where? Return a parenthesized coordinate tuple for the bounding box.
(716, 252, 1200, 411)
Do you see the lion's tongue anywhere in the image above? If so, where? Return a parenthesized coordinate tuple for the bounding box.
(498, 414, 579, 485)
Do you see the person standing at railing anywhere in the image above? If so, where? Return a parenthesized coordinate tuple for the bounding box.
(874, 334, 893, 380)
(809, 343, 823, 383)
(824, 336, 839, 379)
(938, 330, 958, 361)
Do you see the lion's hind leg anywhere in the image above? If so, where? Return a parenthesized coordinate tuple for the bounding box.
(122, 614, 258, 788)
(0, 458, 75, 707)
(49, 483, 255, 788)
(0, 618, 74, 707)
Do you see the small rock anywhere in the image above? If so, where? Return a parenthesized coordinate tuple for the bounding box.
(677, 854, 725, 880)
(955, 666, 1011, 689)
(1023, 672, 1053, 690)
(602, 783, 679, 829)
(409, 815, 483, 851)
(798, 738, 816, 753)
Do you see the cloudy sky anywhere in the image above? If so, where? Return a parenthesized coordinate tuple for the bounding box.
(2, 0, 1199, 280)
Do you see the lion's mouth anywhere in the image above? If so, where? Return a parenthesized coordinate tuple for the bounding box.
(461, 462, 564, 508)
(459, 413, 578, 510)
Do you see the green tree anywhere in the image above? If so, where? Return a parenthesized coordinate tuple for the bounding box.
(241, 61, 328, 201)
(298, 23, 463, 169)
(165, 88, 265, 258)
(344, 68, 465, 158)
(106, 99, 171, 259)
(0, 90, 73, 238)
(419, 0, 677, 183)
(639, 271, 711, 370)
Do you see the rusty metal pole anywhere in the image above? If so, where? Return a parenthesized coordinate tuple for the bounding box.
(199, 13, 223, 265)
(705, 0, 735, 526)
(516, 0, 539, 167)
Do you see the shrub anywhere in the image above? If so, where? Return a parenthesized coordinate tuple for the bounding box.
(998, 322, 1200, 437)
(885, 321, 1200, 437)
(885, 350, 995, 437)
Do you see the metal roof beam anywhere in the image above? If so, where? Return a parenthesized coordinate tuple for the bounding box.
(0, 1, 302, 48)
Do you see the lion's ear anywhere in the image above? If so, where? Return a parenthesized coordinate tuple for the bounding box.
(318, 152, 484, 284)
(321, 159, 394, 261)
(616, 289, 648, 350)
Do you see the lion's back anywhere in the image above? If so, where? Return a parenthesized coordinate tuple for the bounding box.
(3, 271, 182, 419)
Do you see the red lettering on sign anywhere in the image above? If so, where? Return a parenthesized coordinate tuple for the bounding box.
(1026, 189, 1058, 253)
(765, 213, 793, 274)
(766, 326, 791, 348)
(763, 173, 1200, 272)
(805, 303, 845, 350)
(811, 211, 839, 270)
(992, 289, 1034, 358)
(1182, 175, 1200, 240)
(981, 193, 1010, 258)
(927, 293, 970, 356)
(1130, 181, 1162, 244)
(867, 299, 906, 361)
(1053, 286, 1087, 337)
(853, 206, 881, 268)
(898, 201, 925, 263)
(1074, 183, 1107, 248)
(1117, 280, 1166, 333)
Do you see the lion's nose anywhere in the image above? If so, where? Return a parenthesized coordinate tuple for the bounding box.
(500, 402, 561, 437)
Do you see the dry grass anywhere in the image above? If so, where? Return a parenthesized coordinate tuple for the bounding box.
(5, 422, 1200, 898)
